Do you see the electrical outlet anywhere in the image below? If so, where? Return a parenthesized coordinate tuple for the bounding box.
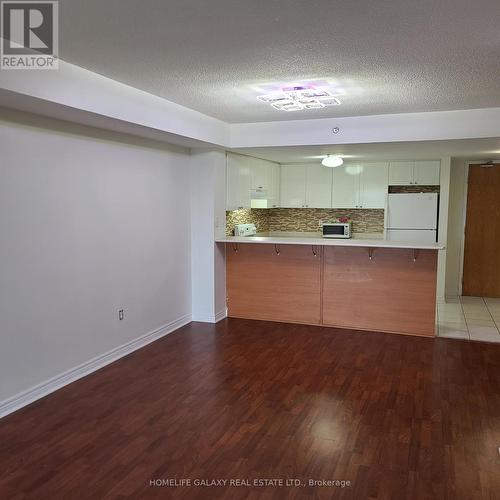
(118, 309, 124, 321)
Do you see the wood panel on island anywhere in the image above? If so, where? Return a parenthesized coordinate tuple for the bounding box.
(226, 243, 438, 337)
(226, 243, 322, 325)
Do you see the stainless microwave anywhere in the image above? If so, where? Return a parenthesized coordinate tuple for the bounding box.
(322, 222, 352, 239)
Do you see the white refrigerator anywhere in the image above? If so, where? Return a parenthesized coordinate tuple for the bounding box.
(385, 193, 439, 243)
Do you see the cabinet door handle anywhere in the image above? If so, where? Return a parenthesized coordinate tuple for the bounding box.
(232, 243, 239, 253)
(275, 244, 280, 256)
(312, 245, 318, 257)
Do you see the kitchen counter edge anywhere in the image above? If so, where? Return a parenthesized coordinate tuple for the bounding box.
(216, 236, 445, 251)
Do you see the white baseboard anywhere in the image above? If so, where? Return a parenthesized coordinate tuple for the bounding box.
(0, 314, 191, 419)
(445, 288, 460, 300)
(191, 310, 227, 323)
(214, 310, 227, 323)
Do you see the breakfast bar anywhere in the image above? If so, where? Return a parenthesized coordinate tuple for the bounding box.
(217, 235, 444, 337)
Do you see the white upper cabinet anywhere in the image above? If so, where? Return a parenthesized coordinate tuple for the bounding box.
(280, 165, 307, 208)
(227, 153, 280, 210)
(280, 164, 333, 208)
(250, 159, 269, 191)
(332, 162, 388, 209)
(305, 165, 332, 208)
(227, 154, 437, 212)
(226, 153, 251, 210)
(359, 162, 389, 208)
(414, 161, 441, 185)
(331, 165, 360, 208)
(389, 160, 440, 186)
(388, 161, 414, 185)
(268, 164, 281, 208)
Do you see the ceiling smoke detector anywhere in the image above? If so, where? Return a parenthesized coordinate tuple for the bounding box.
(257, 86, 341, 112)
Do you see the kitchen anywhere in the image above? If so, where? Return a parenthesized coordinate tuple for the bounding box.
(218, 153, 443, 337)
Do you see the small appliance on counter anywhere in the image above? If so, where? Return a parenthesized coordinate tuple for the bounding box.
(322, 221, 352, 239)
(234, 223, 257, 237)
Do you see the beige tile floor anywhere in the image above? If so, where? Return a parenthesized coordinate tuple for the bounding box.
(437, 296, 500, 343)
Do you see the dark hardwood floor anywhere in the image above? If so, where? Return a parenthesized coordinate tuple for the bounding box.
(1, 319, 500, 500)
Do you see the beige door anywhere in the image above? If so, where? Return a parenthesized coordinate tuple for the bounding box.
(462, 164, 500, 297)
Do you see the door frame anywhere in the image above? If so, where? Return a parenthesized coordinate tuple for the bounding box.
(457, 163, 470, 296)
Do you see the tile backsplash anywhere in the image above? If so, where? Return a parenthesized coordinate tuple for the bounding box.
(389, 185, 440, 194)
(226, 209, 270, 235)
(226, 208, 385, 236)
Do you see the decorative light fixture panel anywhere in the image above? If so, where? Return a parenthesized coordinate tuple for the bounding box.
(257, 86, 341, 111)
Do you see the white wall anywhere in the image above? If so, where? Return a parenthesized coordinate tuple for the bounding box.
(3, 59, 500, 151)
(0, 58, 230, 147)
(0, 111, 192, 407)
(190, 150, 227, 322)
(445, 159, 468, 297)
(230, 108, 500, 148)
(436, 157, 451, 301)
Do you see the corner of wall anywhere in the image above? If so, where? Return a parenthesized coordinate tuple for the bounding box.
(189, 150, 227, 323)
(445, 159, 469, 298)
(436, 157, 451, 301)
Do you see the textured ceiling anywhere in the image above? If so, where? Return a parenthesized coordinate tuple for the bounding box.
(232, 138, 500, 163)
(59, 0, 500, 123)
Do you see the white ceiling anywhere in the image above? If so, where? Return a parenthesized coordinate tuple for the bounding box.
(59, 0, 500, 124)
(231, 138, 500, 163)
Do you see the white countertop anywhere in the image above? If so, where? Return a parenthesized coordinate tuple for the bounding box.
(216, 232, 445, 250)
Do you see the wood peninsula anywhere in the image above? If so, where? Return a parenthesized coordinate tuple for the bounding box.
(217, 236, 444, 337)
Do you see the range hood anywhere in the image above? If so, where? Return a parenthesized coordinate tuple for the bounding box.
(250, 188, 269, 208)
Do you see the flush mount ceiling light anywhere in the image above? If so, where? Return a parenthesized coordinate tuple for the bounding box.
(257, 86, 341, 112)
(322, 155, 344, 168)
